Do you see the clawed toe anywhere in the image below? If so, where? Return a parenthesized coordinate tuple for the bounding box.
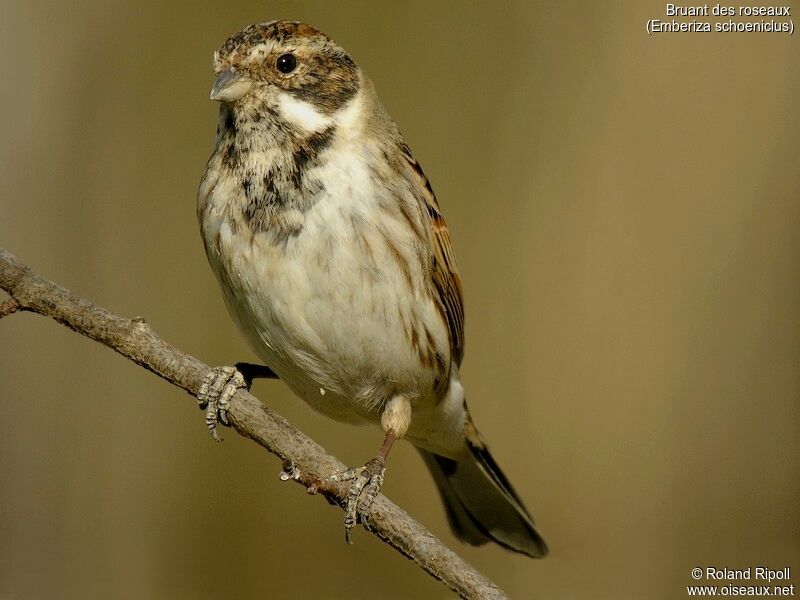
(197, 366, 246, 441)
(328, 458, 386, 543)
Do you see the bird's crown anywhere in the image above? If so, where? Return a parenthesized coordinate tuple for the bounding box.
(211, 21, 360, 114)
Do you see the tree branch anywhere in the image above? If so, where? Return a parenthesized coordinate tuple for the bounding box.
(0, 247, 507, 600)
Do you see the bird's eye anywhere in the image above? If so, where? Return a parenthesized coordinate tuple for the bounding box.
(276, 53, 297, 74)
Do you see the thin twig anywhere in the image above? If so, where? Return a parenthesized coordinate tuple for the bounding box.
(0, 246, 507, 600)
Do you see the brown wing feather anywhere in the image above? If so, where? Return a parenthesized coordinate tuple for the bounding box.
(399, 144, 465, 366)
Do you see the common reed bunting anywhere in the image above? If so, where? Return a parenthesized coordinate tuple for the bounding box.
(196, 20, 547, 557)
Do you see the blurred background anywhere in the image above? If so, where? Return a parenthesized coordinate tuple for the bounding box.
(1, 1, 798, 598)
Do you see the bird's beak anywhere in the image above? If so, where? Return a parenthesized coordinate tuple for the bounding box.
(210, 67, 253, 102)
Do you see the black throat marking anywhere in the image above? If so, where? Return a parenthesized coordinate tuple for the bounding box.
(216, 103, 337, 238)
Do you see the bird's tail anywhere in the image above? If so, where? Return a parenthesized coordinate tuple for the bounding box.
(418, 428, 548, 558)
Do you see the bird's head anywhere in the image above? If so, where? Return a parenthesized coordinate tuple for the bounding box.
(210, 21, 361, 131)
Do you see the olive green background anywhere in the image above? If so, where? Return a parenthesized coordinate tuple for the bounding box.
(1, 1, 798, 598)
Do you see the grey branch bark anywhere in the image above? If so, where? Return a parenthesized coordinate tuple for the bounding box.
(0, 247, 508, 600)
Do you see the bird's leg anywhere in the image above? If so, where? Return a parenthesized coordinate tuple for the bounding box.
(197, 362, 278, 441)
(328, 395, 411, 543)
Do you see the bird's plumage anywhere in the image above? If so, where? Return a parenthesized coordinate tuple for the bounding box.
(197, 20, 547, 557)
(398, 144, 465, 367)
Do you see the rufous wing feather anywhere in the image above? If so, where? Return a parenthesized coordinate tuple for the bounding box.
(399, 144, 465, 366)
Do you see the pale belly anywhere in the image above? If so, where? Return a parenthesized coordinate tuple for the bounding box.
(201, 177, 451, 426)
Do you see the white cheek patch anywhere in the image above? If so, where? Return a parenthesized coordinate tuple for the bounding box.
(276, 93, 333, 132)
(333, 89, 364, 135)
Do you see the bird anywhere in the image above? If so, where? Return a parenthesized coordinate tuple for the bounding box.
(196, 20, 548, 558)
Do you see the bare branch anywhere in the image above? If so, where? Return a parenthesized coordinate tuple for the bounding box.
(0, 247, 508, 600)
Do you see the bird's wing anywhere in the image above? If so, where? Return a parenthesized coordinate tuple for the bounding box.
(398, 143, 465, 366)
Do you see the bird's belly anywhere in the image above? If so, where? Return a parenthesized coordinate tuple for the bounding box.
(204, 186, 449, 423)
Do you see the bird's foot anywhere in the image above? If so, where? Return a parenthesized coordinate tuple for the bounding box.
(197, 366, 246, 441)
(327, 457, 386, 543)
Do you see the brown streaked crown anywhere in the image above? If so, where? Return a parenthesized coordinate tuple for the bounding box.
(214, 20, 360, 113)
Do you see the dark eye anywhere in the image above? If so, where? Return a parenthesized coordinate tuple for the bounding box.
(276, 53, 297, 74)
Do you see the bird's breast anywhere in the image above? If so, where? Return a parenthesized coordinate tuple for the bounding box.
(199, 142, 451, 421)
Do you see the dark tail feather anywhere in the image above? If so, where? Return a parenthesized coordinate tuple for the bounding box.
(418, 437, 548, 558)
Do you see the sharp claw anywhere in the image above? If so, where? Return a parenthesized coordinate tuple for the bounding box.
(327, 458, 386, 544)
(197, 372, 214, 408)
(359, 470, 384, 517)
(198, 366, 246, 441)
(206, 403, 223, 442)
